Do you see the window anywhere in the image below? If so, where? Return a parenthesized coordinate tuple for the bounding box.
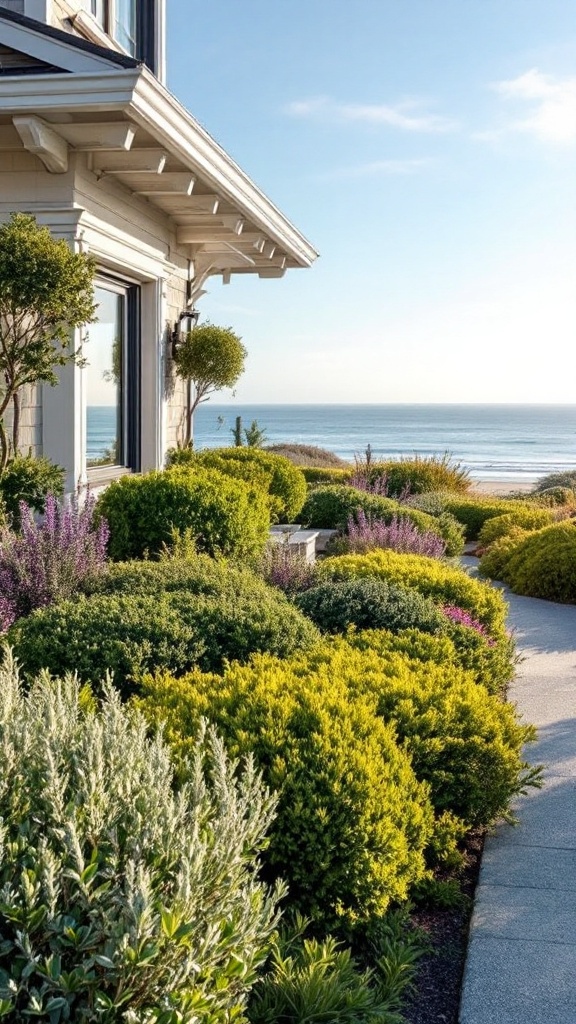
(80, 0, 156, 71)
(86, 281, 140, 472)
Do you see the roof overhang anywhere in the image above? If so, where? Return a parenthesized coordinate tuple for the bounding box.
(0, 60, 318, 291)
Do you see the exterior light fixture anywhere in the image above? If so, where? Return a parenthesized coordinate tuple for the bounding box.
(171, 308, 199, 357)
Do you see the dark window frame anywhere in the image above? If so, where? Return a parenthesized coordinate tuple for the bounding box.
(84, 0, 156, 73)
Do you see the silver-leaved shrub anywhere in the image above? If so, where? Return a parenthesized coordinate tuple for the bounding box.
(0, 652, 282, 1024)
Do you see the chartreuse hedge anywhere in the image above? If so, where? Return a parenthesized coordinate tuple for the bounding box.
(191, 447, 307, 522)
(94, 466, 271, 561)
(318, 549, 508, 635)
(477, 508, 556, 548)
(481, 521, 576, 603)
(137, 657, 434, 929)
(440, 496, 547, 541)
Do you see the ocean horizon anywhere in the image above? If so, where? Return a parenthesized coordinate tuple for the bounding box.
(88, 403, 576, 484)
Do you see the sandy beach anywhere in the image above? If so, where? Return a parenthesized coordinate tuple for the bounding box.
(468, 478, 536, 496)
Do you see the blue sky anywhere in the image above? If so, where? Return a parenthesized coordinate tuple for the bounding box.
(167, 0, 576, 403)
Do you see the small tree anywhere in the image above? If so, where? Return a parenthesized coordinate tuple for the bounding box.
(173, 320, 247, 443)
(0, 213, 96, 471)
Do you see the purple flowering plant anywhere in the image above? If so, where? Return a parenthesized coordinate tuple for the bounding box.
(331, 509, 447, 559)
(0, 492, 109, 629)
(258, 541, 317, 596)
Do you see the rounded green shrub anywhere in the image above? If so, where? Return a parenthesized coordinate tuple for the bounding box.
(0, 654, 281, 1024)
(87, 550, 270, 599)
(0, 454, 64, 525)
(535, 470, 576, 491)
(531, 486, 576, 507)
(478, 528, 531, 582)
(478, 508, 555, 548)
(193, 447, 307, 521)
(294, 577, 446, 636)
(440, 496, 543, 540)
(9, 581, 320, 695)
(318, 549, 508, 635)
(301, 466, 352, 485)
(138, 658, 434, 929)
(94, 466, 270, 560)
(497, 521, 576, 602)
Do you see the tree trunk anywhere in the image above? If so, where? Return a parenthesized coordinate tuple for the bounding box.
(11, 391, 20, 458)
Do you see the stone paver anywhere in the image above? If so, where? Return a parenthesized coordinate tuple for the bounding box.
(459, 576, 576, 1024)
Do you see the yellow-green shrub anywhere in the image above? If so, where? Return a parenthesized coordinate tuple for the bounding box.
(441, 496, 543, 540)
(95, 466, 271, 560)
(138, 658, 434, 929)
(302, 467, 352, 485)
(479, 528, 531, 582)
(193, 448, 307, 521)
(478, 508, 555, 548)
(361, 455, 470, 496)
(318, 549, 508, 634)
(495, 521, 576, 602)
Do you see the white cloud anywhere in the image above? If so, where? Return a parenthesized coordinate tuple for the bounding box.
(284, 95, 456, 133)
(492, 68, 576, 144)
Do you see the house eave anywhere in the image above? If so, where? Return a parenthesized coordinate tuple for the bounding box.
(0, 67, 318, 272)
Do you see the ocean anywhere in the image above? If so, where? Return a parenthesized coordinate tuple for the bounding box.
(88, 404, 576, 485)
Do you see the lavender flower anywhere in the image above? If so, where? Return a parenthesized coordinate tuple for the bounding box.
(258, 542, 317, 595)
(333, 509, 446, 558)
(0, 493, 109, 626)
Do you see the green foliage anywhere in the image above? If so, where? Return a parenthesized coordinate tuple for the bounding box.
(534, 469, 576, 491)
(194, 448, 307, 522)
(0, 454, 64, 524)
(0, 213, 95, 468)
(9, 563, 319, 694)
(534, 486, 576, 506)
(440, 496, 544, 540)
(318, 549, 508, 634)
(298, 635, 540, 828)
(265, 444, 349, 469)
(478, 528, 531, 582)
(487, 521, 576, 602)
(94, 466, 271, 560)
(173, 321, 247, 418)
(247, 921, 412, 1024)
(0, 653, 282, 1023)
(300, 485, 462, 551)
(302, 467, 352, 485)
(294, 577, 446, 637)
(361, 454, 470, 496)
(478, 508, 555, 548)
(244, 420, 268, 447)
(138, 658, 434, 929)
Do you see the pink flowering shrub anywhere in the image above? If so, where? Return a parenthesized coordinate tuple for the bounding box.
(0, 493, 109, 628)
(442, 604, 495, 645)
(331, 509, 446, 559)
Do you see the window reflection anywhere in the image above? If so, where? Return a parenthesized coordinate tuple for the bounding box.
(86, 286, 123, 468)
(115, 0, 137, 56)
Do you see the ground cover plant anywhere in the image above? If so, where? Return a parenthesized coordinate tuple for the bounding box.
(9, 555, 320, 694)
(95, 465, 271, 560)
(138, 657, 435, 930)
(0, 653, 282, 1023)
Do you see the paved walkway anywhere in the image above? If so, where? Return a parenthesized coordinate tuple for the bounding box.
(459, 575, 576, 1024)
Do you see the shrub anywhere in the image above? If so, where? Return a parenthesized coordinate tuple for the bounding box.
(265, 443, 349, 469)
(95, 465, 270, 560)
(0, 653, 281, 1023)
(302, 466, 352, 485)
(478, 508, 555, 548)
(478, 528, 531, 582)
(440, 496, 544, 540)
(9, 580, 319, 695)
(294, 577, 447, 636)
(492, 521, 576, 602)
(357, 455, 470, 497)
(0, 453, 64, 524)
(330, 510, 447, 559)
(0, 493, 109, 627)
(300, 485, 460, 551)
(194, 447, 307, 521)
(138, 660, 434, 929)
(533, 486, 576, 506)
(535, 469, 576, 491)
(299, 636, 539, 827)
(318, 549, 508, 634)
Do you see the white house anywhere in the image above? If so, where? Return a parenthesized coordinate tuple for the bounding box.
(0, 0, 317, 490)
